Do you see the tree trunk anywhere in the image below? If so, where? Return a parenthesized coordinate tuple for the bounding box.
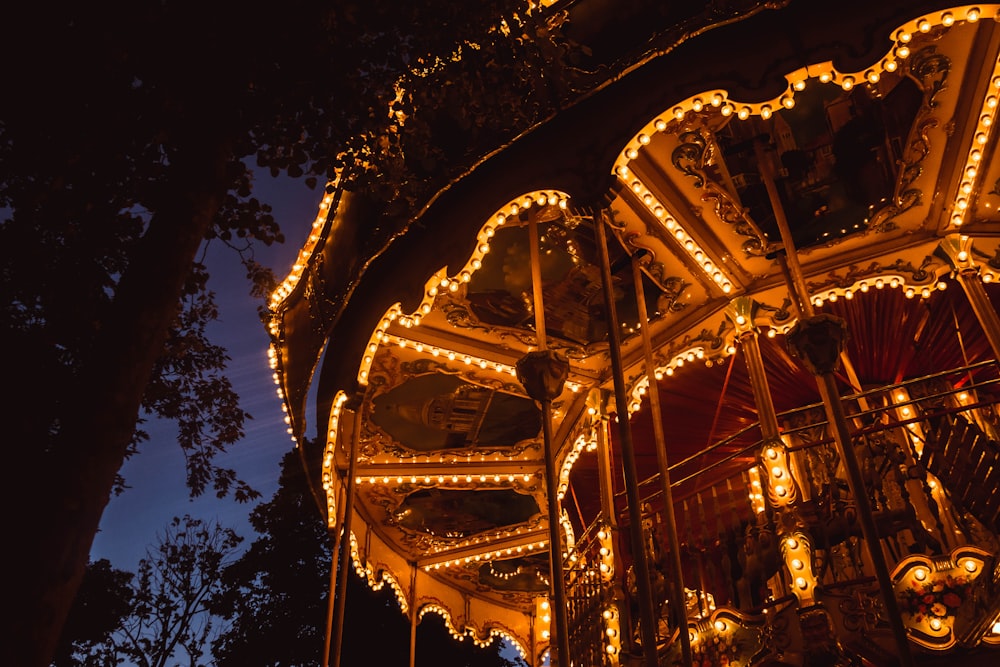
(7, 134, 233, 667)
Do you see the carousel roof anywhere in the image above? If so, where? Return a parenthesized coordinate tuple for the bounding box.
(266, 0, 1000, 659)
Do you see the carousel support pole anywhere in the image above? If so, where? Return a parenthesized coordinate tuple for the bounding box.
(595, 209, 660, 667)
(330, 393, 364, 667)
(409, 565, 418, 667)
(515, 211, 572, 667)
(940, 235, 1000, 360)
(756, 139, 915, 667)
(631, 252, 693, 666)
(322, 480, 347, 667)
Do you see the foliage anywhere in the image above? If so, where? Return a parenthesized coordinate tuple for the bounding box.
(52, 559, 135, 666)
(2, 1, 551, 664)
(54, 516, 243, 667)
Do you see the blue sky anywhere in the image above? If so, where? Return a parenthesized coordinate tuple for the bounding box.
(90, 172, 321, 568)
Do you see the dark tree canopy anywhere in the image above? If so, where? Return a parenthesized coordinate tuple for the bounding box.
(1, 1, 550, 665)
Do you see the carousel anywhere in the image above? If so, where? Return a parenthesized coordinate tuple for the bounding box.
(266, 1, 1000, 664)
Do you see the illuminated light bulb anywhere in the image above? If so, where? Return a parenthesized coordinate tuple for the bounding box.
(965, 559, 978, 572)
(958, 250, 969, 261)
(795, 577, 807, 589)
(711, 93, 723, 107)
(626, 148, 638, 160)
(738, 107, 751, 120)
(792, 559, 804, 570)
(616, 165, 629, 177)
(692, 98, 704, 112)
(715, 620, 727, 631)
(638, 133, 650, 145)
(884, 60, 898, 72)
(942, 12, 954, 26)
(787, 537, 799, 549)
(760, 105, 772, 119)
(968, 8, 980, 22)
(930, 618, 942, 630)
(914, 568, 927, 581)
(721, 104, 733, 116)
(772, 467, 784, 478)
(918, 19, 931, 32)
(898, 45, 910, 58)
(658, 117, 670, 129)
(782, 96, 795, 108)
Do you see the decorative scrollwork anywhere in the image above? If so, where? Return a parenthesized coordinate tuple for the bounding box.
(910, 46, 951, 109)
(672, 130, 708, 187)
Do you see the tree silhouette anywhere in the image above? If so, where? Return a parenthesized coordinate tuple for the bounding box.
(54, 517, 243, 667)
(2, 3, 542, 664)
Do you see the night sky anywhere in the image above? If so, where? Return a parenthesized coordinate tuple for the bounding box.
(90, 172, 320, 567)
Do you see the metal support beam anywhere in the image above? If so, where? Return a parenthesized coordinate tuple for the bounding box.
(330, 396, 363, 667)
(595, 210, 660, 667)
(521, 212, 573, 667)
(631, 254, 693, 666)
(757, 138, 915, 667)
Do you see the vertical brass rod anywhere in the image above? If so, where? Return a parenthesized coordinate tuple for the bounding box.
(409, 565, 418, 667)
(595, 211, 660, 667)
(957, 269, 1000, 360)
(331, 398, 363, 667)
(740, 331, 780, 440)
(526, 214, 572, 666)
(322, 481, 347, 667)
(631, 255, 693, 666)
(755, 140, 815, 319)
(758, 140, 914, 666)
(814, 374, 914, 667)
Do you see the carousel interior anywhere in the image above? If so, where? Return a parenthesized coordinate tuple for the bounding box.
(267, 2, 1000, 665)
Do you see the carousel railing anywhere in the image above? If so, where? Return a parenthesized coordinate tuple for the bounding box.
(566, 361, 1000, 664)
(563, 513, 621, 665)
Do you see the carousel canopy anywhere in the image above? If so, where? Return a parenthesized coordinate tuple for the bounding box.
(266, 1, 1000, 660)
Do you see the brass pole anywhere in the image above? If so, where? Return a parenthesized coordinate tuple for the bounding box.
(322, 478, 347, 667)
(631, 254, 693, 666)
(757, 138, 914, 667)
(409, 565, 418, 667)
(595, 406, 618, 532)
(331, 397, 363, 667)
(738, 327, 780, 440)
(526, 213, 573, 667)
(595, 210, 660, 667)
(956, 269, 1000, 360)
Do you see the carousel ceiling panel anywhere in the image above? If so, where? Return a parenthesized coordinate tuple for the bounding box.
(370, 372, 541, 453)
(394, 488, 541, 538)
(608, 16, 1000, 335)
